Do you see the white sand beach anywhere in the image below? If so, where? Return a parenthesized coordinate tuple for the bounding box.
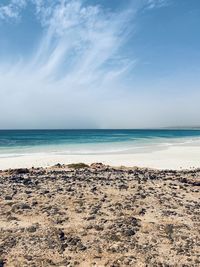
(0, 144, 199, 170)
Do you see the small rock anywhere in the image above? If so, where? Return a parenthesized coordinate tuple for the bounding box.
(26, 225, 38, 233)
(5, 195, 12, 200)
(0, 259, 5, 267)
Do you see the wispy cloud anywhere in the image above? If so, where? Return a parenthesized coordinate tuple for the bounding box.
(1, 0, 190, 129)
(146, 0, 169, 9)
(0, 0, 27, 20)
(0, 0, 138, 128)
(33, 0, 133, 83)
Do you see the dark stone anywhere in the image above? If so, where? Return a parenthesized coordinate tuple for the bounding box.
(20, 203, 31, 210)
(0, 259, 5, 267)
(25, 190, 32, 194)
(123, 229, 136, 237)
(55, 163, 62, 167)
(23, 178, 32, 185)
(32, 201, 38, 206)
(139, 208, 146, 215)
(119, 184, 128, 190)
(27, 225, 37, 233)
(10, 168, 29, 174)
(77, 243, 87, 251)
(25, 256, 32, 261)
(192, 181, 200, 186)
(87, 215, 96, 220)
(91, 186, 97, 192)
(5, 195, 12, 200)
(130, 217, 139, 226)
(12, 203, 31, 211)
(68, 237, 80, 246)
(58, 230, 65, 241)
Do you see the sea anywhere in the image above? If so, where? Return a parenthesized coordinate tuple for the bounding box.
(0, 129, 200, 158)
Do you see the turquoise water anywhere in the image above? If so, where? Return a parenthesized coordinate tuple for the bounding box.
(0, 129, 200, 156)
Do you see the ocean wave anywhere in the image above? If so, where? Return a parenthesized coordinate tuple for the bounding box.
(1, 132, 200, 158)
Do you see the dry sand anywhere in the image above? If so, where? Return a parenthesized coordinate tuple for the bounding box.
(0, 163, 199, 267)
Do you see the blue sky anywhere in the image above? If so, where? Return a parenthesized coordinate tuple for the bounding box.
(0, 0, 200, 129)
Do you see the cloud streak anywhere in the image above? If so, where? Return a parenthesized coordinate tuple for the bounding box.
(146, 0, 169, 9)
(1, 0, 198, 129)
(0, 0, 139, 128)
(32, 0, 133, 83)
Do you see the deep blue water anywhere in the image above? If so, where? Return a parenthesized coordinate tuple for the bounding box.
(0, 129, 200, 155)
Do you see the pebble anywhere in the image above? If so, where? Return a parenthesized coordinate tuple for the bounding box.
(0, 164, 199, 267)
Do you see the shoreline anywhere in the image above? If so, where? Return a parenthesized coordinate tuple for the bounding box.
(0, 144, 200, 170)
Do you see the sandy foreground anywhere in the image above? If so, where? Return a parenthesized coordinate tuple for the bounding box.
(0, 144, 200, 170)
(0, 163, 199, 267)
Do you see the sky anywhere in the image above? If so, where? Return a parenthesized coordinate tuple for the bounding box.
(0, 0, 200, 129)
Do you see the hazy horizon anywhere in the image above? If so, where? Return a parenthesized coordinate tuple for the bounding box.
(1, 127, 200, 130)
(0, 0, 200, 129)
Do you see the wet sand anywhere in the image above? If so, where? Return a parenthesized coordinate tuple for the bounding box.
(0, 144, 200, 170)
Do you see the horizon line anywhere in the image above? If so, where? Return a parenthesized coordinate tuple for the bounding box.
(0, 127, 200, 131)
